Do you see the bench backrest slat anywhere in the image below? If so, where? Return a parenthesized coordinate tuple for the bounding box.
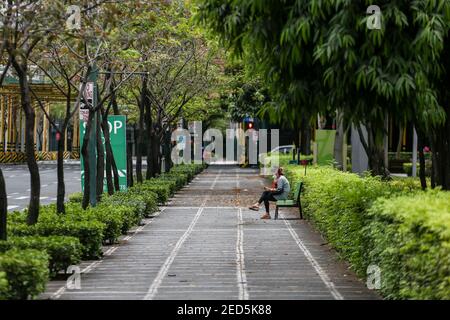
(294, 182, 303, 203)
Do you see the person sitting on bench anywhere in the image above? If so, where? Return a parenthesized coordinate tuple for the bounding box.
(249, 167, 291, 219)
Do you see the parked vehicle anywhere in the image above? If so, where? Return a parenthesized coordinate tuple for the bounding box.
(270, 145, 294, 154)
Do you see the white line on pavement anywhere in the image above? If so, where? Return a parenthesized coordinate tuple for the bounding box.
(143, 198, 207, 300)
(50, 210, 165, 300)
(282, 216, 344, 300)
(236, 208, 249, 300)
(209, 170, 222, 190)
(7, 206, 19, 210)
(15, 196, 29, 200)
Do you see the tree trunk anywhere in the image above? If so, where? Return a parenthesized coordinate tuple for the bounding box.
(431, 37, 450, 190)
(417, 130, 427, 190)
(111, 89, 120, 116)
(81, 110, 95, 209)
(358, 123, 390, 178)
(108, 91, 121, 191)
(292, 123, 300, 161)
(136, 79, 147, 183)
(163, 130, 173, 173)
(147, 131, 155, 178)
(136, 114, 144, 183)
(333, 110, 345, 170)
(396, 124, 403, 159)
(127, 140, 134, 188)
(16, 70, 41, 225)
(111, 153, 120, 191)
(96, 110, 105, 202)
(101, 110, 114, 195)
(300, 117, 311, 155)
(431, 109, 450, 190)
(56, 132, 66, 214)
(145, 95, 153, 180)
(153, 133, 162, 175)
(430, 139, 437, 189)
(0, 168, 7, 241)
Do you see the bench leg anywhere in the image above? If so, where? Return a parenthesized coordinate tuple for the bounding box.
(275, 206, 279, 220)
(299, 201, 303, 220)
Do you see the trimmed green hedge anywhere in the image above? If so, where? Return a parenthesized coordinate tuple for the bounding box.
(403, 162, 432, 177)
(285, 167, 394, 273)
(0, 272, 8, 299)
(145, 179, 178, 196)
(365, 192, 450, 299)
(68, 192, 83, 203)
(158, 173, 189, 189)
(0, 249, 49, 300)
(9, 209, 105, 259)
(284, 165, 449, 299)
(125, 190, 159, 217)
(170, 164, 204, 181)
(0, 236, 82, 277)
(1, 163, 206, 300)
(130, 183, 171, 204)
(101, 194, 146, 233)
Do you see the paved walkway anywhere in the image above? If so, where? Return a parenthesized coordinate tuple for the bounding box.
(41, 166, 378, 300)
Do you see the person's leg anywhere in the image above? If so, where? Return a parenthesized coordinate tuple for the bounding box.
(250, 191, 270, 210)
(261, 192, 276, 219)
(258, 191, 271, 205)
(263, 198, 270, 213)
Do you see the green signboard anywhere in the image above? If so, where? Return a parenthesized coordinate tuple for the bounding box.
(315, 129, 336, 165)
(80, 115, 128, 192)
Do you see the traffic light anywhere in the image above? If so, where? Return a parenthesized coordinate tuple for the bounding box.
(244, 117, 254, 130)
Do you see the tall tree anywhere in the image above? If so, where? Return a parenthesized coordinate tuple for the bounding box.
(30, 43, 91, 213)
(1, 0, 114, 221)
(197, 0, 450, 186)
(122, 1, 218, 178)
(0, 47, 9, 240)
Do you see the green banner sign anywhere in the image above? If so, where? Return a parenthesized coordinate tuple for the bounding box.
(315, 129, 336, 166)
(80, 115, 128, 192)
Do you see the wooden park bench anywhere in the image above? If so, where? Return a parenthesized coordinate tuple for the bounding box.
(274, 182, 303, 220)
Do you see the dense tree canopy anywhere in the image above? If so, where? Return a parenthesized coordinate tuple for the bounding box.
(196, 0, 450, 187)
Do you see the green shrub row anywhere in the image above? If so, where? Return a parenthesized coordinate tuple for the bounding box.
(0, 249, 49, 300)
(0, 272, 7, 298)
(365, 192, 450, 299)
(129, 182, 171, 204)
(403, 161, 432, 177)
(9, 208, 105, 260)
(1, 163, 206, 300)
(0, 236, 82, 277)
(284, 165, 449, 299)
